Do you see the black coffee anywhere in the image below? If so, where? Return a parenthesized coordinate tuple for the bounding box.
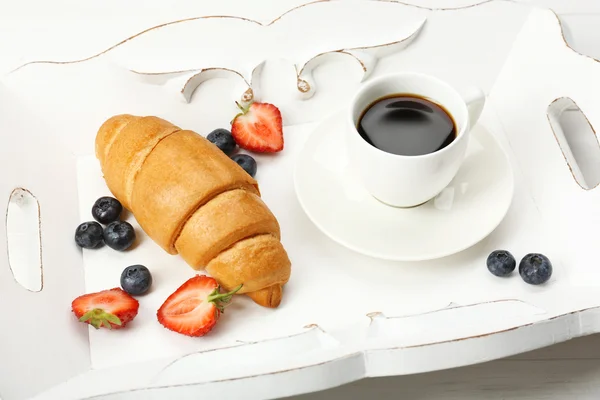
(357, 94, 456, 156)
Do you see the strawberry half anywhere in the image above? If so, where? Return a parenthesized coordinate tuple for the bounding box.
(72, 288, 139, 330)
(231, 102, 284, 153)
(157, 275, 242, 337)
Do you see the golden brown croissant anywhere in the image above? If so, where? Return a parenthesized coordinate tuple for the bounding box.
(95, 115, 291, 308)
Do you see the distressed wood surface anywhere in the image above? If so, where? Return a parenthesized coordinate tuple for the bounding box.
(289, 335, 600, 400)
(1, 1, 599, 400)
(290, 4, 600, 400)
(292, 336, 600, 400)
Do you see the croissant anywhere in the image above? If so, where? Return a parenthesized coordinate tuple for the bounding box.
(95, 115, 291, 308)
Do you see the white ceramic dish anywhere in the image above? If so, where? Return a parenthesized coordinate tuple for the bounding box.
(294, 109, 514, 261)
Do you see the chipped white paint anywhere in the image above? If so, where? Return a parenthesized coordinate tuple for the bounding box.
(2, 2, 600, 400)
(547, 97, 600, 190)
(490, 6, 600, 288)
(6, 188, 42, 292)
(26, 307, 600, 399)
(10, 1, 426, 104)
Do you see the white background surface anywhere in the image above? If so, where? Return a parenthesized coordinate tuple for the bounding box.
(1, 0, 599, 399)
(289, 1, 600, 399)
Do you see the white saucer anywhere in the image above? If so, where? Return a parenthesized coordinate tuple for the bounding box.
(294, 110, 514, 261)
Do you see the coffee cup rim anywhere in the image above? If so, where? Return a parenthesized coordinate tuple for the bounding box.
(348, 71, 469, 160)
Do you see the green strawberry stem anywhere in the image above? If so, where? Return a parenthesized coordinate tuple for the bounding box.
(207, 284, 243, 312)
(235, 101, 251, 114)
(79, 308, 122, 330)
(231, 101, 252, 125)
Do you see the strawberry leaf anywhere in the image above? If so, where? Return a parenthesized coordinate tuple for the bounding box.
(207, 284, 243, 312)
(79, 310, 96, 323)
(90, 319, 102, 329)
(78, 308, 122, 330)
(105, 313, 122, 326)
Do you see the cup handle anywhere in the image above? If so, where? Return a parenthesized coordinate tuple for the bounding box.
(460, 86, 486, 128)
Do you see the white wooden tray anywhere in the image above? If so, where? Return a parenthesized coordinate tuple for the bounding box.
(2, 1, 600, 399)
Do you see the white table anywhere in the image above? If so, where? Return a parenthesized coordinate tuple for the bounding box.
(1, 1, 597, 399)
(292, 1, 600, 398)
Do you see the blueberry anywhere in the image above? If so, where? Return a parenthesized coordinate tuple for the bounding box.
(92, 196, 123, 224)
(75, 221, 104, 249)
(207, 128, 237, 155)
(486, 250, 516, 277)
(519, 253, 552, 285)
(120, 265, 152, 296)
(231, 154, 257, 177)
(103, 221, 136, 251)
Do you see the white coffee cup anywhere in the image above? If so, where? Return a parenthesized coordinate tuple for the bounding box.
(347, 72, 486, 208)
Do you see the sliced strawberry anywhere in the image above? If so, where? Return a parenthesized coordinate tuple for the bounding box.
(231, 102, 284, 153)
(72, 288, 139, 330)
(157, 275, 242, 337)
